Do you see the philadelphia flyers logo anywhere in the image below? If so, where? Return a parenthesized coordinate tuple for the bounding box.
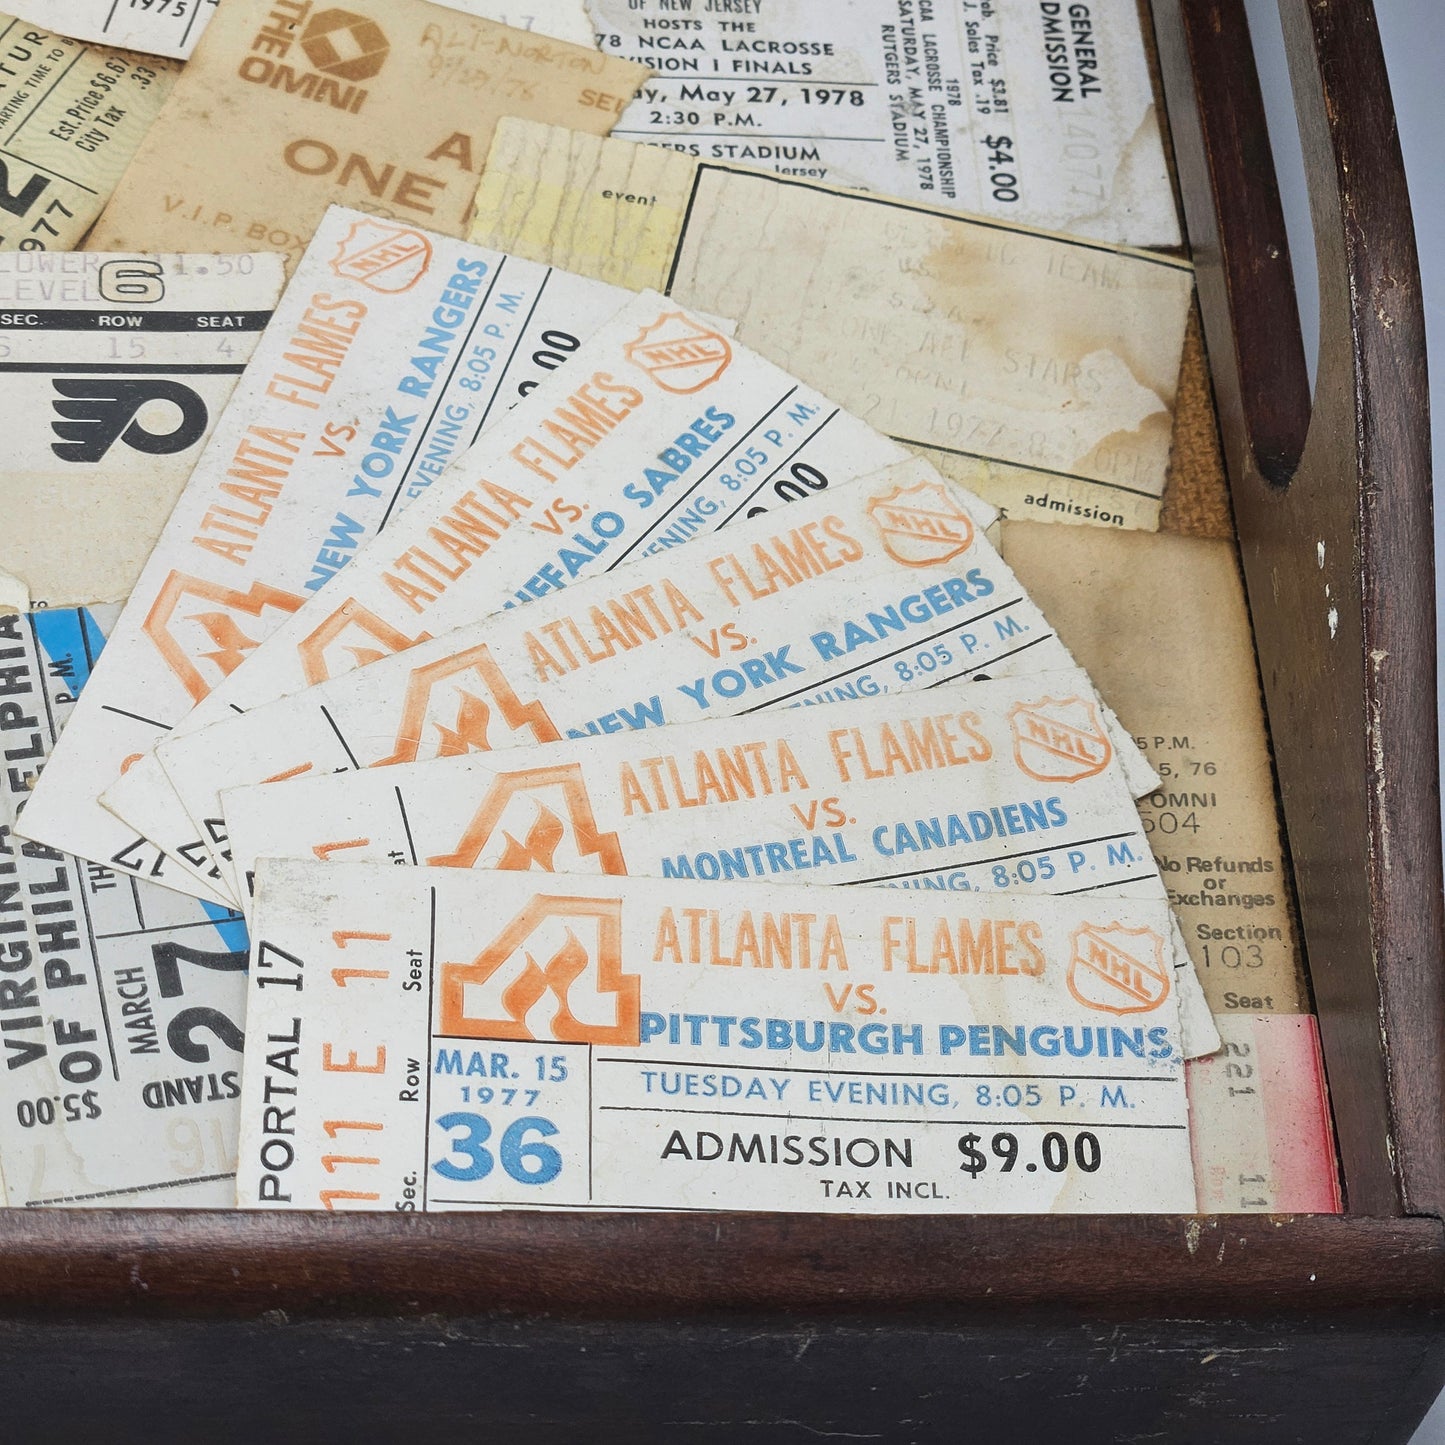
(50, 378, 209, 464)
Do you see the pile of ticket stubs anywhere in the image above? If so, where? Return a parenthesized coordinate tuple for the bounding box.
(0, 0, 1340, 1217)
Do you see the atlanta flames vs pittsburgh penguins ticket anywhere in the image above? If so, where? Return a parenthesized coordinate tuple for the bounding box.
(101, 285, 911, 903)
(237, 859, 1193, 1214)
(15, 207, 633, 904)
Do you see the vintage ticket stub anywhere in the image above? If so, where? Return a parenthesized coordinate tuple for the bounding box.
(588, 0, 1179, 247)
(0, 607, 248, 1208)
(216, 670, 1221, 1058)
(219, 671, 1156, 904)
(0, 14, 176, 252)
(0, 249, 286, 611)
(109, 287, 913, 903)
(156, 463, 1159, 909)
(1186, 1014, 1340, 1213)
(237, 858, 1191, 1213)
(1000, 522, 1306, 1015)
(14, 208, 631, 905)
(10, 1, 596, 60)
(470, 119, 1195, 530)
(83, 0, 644, 266)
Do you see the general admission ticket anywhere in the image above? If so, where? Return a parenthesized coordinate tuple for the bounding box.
(237, 859, 1192, 1214)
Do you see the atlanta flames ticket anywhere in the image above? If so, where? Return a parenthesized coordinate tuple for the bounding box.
(217, 670, 1219, 1058)
(588, 0, 1180, 247)
(0, 608, 248, 1208)
(8, 1, 596, 60)
(237, 859, 1191, 1213)
(0, 248, 285, 611)
(155, 462, 1157, 898)
(15, 207, 630, 904)
(105, 288, 911, 902)
(0, 14, 176, 253)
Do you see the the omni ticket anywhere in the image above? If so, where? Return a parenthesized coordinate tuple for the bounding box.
(217, 670, 1219, 1058)
(588, 0, 1180, 247)
(0, 249, 285, 611)
(84, 0, 645, 265)
(0, 608, 248, 1208)
(470, 119, 1196, 530)
(16, 208, 630, 904)
(7, 2, 596, 61)
(238, 859, 1192, 1213)
(107, 287, 910, 902)
(0, 15, 176, 252)
(155, 462, 1159, 903)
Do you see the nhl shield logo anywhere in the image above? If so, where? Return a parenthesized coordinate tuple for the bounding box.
(1009, 696, 1113, 782)
(1068, 923, 1170, 1016)
(866, 481, 976, 567)
(328, 217, 432, 293)
(439, 894, 640, 1045)
(623, 312, 733, 393)
(143, 572, 306, 703)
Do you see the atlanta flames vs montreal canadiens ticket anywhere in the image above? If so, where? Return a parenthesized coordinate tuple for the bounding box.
(236, 859, 1193, 1214)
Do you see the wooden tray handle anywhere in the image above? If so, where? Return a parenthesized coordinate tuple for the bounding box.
(1151, 0, 1442, 1216)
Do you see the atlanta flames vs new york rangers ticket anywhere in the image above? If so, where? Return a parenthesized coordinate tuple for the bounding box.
(237, 859, 1193, 1214)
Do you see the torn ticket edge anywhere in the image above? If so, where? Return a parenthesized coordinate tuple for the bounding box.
(0, 15, 176, 252)
(1185, 1013, 1340, 1213)
(9, 0, 596, 60)
(83, 0, 644, 265)
(587, 0, 1180, 247)
(105, 287, 916, 901)
(0, 607, 247, 1209)
(15, 206, 635, 906)
(217, 670, 1218, 1058)
(156, 463, 1159, 921)
(239, 858, 1193, 1213)
(467, 118, 1195, 532)
(0, 250, 287, 610)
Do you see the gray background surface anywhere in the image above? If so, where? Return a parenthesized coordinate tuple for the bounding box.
(1238, 2, 1445, 1439)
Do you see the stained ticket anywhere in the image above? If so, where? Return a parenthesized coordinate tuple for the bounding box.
(0, 249, 286, 611)
(156, 462, 1159, 913)
(216, 671, 1221, 1057)
(0, 14, 175, 252)
(588, 0, 1179, 247)
(10, 2, 595, 61)
(1186, 1014, 1339, 1213)
(0, 608, 249, 1208)
(14, 208, 632, 905)
(469, 118, 1195, 530)
(237, 858, 1191, 1213)
(109, 289, 912, 902)
(84, 0, 645, 266)
(1000, 523, 1307, 1015)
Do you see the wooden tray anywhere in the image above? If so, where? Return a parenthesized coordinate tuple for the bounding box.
(1, 1, 1440, 1440)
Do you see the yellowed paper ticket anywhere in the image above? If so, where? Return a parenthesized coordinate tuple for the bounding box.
(237, 858, 1191, 1213)
(0, 249, 286, 611)
(0, 607, 249, 1208)
(156, 464, 1159, 911)
(14, 208, 632, 905)
(1000, 522, 1306, 1016)
(588, 0, 1179, 246)
(84, 0, 645, 266)
(469, 118, 1194, 530)
(10, 1, 596, 60)
(0, 14, 175, 252)
(107, 288, 914, 903)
